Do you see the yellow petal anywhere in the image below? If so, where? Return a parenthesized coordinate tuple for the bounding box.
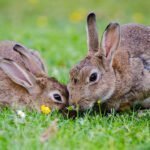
(41, 105, 51, 114)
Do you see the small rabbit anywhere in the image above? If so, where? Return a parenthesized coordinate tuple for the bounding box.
(68, 12, 150, 111)
(0, 41, 68, 111)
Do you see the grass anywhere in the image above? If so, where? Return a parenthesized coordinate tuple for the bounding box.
(0, 0, 150, 149)
(0, 109, 150, 150)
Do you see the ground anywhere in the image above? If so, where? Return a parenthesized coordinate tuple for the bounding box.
(0, 0, 149, 150)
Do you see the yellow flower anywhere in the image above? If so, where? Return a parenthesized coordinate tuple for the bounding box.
(132, 13, 144, 23)
(37, 16, 48, 27)
(69, 9, 85, 23)
(41, 105, 51, 114)
(27, 0, 38, 6)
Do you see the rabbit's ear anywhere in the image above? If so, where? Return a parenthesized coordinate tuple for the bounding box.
(30, 51, 46, 73)
(13, 44, 45, 76)
(87, 12, 99, 55)
(101, 22, 120, 64)
(0, 58, 36, 93)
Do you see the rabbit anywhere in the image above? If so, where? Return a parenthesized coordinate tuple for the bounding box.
(68, 12, 150, 111)
(0, 41, 68, 111)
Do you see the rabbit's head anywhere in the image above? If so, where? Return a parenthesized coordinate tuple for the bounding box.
(36, 76, 69, 110)
(0, 44, 68, 110)
(68, 13, 122, 110)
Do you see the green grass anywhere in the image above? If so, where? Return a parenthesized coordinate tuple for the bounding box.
(0, 109, 150, 150)
(0, 0, 150, 149)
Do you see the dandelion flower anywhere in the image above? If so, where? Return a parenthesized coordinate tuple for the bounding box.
(37, 16, 48, 27)
(27, 0, 38, 5)
(69, 10, 85, 23)
(132, 13, 144, 23)
(41, 105, 51, 114)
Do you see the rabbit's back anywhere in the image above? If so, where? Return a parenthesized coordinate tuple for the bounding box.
(120, 24, 150, 58)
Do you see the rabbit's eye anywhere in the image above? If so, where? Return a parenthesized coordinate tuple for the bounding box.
(89, 72, 97, 82)
(87, 69, 100, 84)
(49, 91, 64, 104)
(53, 94, 62, 102)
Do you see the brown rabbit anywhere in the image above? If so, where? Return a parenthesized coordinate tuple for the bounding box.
(0, 41, 68, 111)
(68, 12, 150, 111)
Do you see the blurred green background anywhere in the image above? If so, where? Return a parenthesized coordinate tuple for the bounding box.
(0, 1, 149, 150)
(0, 0, 149, 83)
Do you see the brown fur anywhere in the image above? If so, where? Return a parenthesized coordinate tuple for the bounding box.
(0, 41, 68, 111)
(68, 13, 150, 111)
